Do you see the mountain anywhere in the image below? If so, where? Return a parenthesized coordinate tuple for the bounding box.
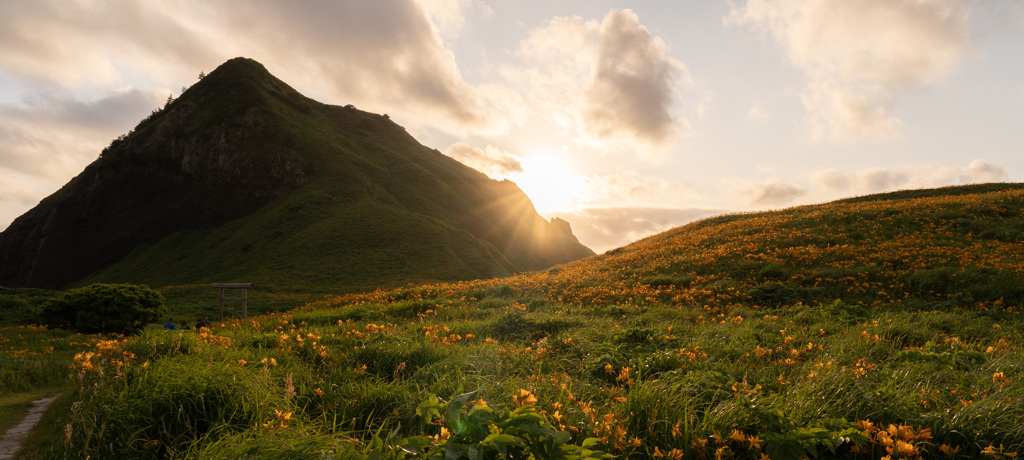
(0, 57, 594, 291)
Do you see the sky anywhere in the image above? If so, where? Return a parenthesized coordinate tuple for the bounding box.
(1, 1, 1022, 253)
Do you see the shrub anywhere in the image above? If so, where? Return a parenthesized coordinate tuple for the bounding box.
(40, 283, 166, 334)
(0, 295, 34, 324)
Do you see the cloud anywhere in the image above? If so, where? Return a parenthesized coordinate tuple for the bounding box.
(859, 168, 910, 192)
(747, 106, 769, 122)
(0, 88, 165, 180)
(737, 180, 808, 206)
(811, 159, 1009, 195)
(582, 10, 688, 146)
(513, 9, 691, 155)
(0, 174, 41, 206)
(0, 3, 219, 88)
(576, 171, 696, 206)
(728, 0, 971, 140)
(443, 142, 523, 178)
(957, 159, 1010, 182)
(416, 0, 492, 38)
(548, 206, 723, 253)
(0, 0, 504, 135)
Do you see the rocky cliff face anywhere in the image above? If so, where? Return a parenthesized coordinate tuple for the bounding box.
(0, 58, 593, 290)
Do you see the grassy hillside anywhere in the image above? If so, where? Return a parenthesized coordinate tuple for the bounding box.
(19, 183, 1024, 459)
(539, 182, 1024, 310)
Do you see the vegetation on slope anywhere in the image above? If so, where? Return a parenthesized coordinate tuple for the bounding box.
(6, 183, 1024, 459)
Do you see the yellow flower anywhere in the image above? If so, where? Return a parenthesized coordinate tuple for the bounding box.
(939, 444, 961, 457)
(274, 410, 292, 428)
(513, 389, 537, 407)
(895, 440, 916, 456)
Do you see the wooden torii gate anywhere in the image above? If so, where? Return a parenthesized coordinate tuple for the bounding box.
(212, 283, 253, 321)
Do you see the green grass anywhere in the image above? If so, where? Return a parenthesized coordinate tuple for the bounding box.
(9, 183, 1024, 459)
(0, 326, 94, 394)
(43, 294, 1023, 459)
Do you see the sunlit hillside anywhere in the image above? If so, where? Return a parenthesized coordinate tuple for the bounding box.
(9, 183, 1024, 459)
(345, 182, 1024, 312)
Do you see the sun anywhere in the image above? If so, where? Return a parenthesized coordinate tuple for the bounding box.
(509, 154, 579, 213)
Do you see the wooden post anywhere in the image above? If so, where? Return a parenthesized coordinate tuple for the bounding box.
(212, 283, 253, 320)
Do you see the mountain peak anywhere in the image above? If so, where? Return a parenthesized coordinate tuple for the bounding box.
(192, 57, 291, 97)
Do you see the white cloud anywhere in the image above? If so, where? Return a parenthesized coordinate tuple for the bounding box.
(512, 9, 691, 156)
(416, 0, 472, 37)
(0, 174, 41, 205)
(0, 0, 505, 135)
(443, 142, 523, 178)
(809, 168, 852, 193)
(747, 106, 769, 122)
(957, 158, 1010, 182)
(416, 0, 492, 38)
(582, 10, 689, 146)
(576, 171, 696, 206)
(729, 0, 971, 140)
(548, 206, 722, 253)
(0, 88, 165, 180)
(736, 179, 807, 206)
(811, 159, 1009, 195)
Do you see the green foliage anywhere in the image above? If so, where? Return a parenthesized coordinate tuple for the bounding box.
(758, 412, 868, 460)
(0, 286, 60, 325)
(748, 282, 801, 306)
(414, 390, 612, 459)
(66, 355, 288, 459)
(40, 283, 165, 334)
(490, 311, 574, 340)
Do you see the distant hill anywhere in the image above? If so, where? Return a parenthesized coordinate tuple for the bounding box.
(0, 57, 594, 291)
(410, 183, 1024, 311)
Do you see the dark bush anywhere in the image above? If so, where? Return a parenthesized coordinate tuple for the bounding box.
(40, 283, 166, 334)
(748, 282, 801, 307)
(0, 295, 35, 325)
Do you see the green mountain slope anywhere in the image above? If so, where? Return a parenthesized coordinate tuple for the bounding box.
(0, 57, 593, 291)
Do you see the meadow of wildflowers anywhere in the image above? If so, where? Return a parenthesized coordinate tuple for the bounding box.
(6, 183, 1024, 459)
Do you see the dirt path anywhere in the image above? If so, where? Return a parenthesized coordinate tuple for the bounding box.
(0, 395, 60, 460)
